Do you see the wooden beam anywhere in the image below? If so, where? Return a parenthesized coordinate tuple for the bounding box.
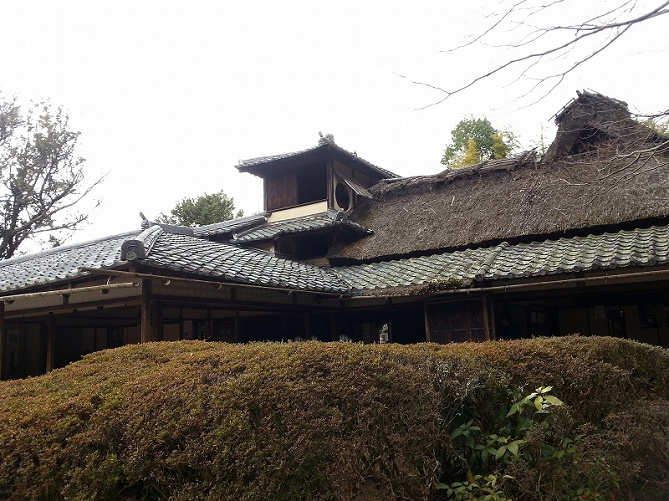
(234, 312, 241, 343)
(235, 310, 242, 343)
(329, 313, 337, 341)
(482, 296, 491, 341)
(326, 151, 334, 210)
(304, 313, 312, 340)
(140, 279, 152, 343)
(0, 282, 138, 303)
(2, 298, 143, 320)
(423, 302, 432, 343)
(152, 302, 162, 342)
(46, 314, 56, 373)
(0, 302, 5, 379)
(487, 296, 497, 340)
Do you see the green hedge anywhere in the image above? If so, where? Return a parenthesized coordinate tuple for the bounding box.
(0, 337, 668, 500)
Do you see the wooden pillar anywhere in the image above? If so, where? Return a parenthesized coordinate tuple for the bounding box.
(487, 297, 496, 340)
(0, 302, 5, 379)
(329, 314, 338, 342)
(152, 302, 162, 341)
(46, 314, 56, 373)
(482, 296, 491, 341)
(423, 302, 432, 342)
(304, 313, 312, 340)
(140, 279, 152, 343)
(234, 312, 242, 343)
(139, 279, 161, 343)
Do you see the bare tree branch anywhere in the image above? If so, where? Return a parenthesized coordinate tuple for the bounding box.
(414, 1, 669, 109)
(441, 0, 531, 53)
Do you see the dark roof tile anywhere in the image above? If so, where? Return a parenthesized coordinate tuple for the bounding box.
(333, 225, 669, 294)
(1, 224, 667, 298)
(0, 230, 140, 293)
(237, 140, 399, 179)
(234, 210, 370, 243)
(143, 231, 349, 293)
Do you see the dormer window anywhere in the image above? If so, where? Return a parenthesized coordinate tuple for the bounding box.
(236, 138, 398, 214)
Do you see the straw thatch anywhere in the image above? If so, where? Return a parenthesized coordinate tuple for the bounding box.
(329, 92, 669, 264)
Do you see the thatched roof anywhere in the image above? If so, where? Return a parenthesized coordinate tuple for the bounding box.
(329, 92, 669, 263)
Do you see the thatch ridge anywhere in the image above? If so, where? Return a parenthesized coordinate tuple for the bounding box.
(369, 150, 539, 199)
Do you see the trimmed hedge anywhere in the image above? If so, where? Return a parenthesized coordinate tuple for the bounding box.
(0, 337, 668, 500)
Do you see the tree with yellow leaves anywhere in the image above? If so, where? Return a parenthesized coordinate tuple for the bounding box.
(441, 117, 517, 168)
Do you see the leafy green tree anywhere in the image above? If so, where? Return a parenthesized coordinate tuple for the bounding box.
(157, 191, 243, 226)
(441, 117, 517, 168)
(0, 93, 102, 260)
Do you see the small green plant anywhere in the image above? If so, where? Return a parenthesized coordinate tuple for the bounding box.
(506, 385, 564, 416)
(437, 473, 513, 500)
(549, 443, 620, 501)
(442, 385, 624, 500)
(441, 386, 562, 498)
(450, 386, 563, 471)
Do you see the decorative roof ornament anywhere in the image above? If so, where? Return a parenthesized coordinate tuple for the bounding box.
(139, 212, 150, 230)
(318, 131, 335, 145)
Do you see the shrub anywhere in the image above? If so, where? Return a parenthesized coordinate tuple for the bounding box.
(0, 336, 667, 500)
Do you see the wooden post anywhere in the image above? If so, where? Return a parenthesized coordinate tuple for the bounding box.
(487, 296, 496, 340)
(423, 302, 432, 342)
(46, 314, 56, 373)
(326, 153, 334, 210)
(304, 313, 312, 340)
(140, 279, 152, 343)
(0, 302, 5, 379)
(482, 296, 491, 341)
(152, 302, 162, 341)
(329, 314, 337, 341)
(234, 312, 241, 343)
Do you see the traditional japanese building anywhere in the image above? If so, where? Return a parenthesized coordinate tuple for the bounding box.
(2, 91, 668, 379)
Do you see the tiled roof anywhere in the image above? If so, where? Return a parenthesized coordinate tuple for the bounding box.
(237, 141, 399, 179)
(143, 230, 350, 293)
(140, 213, 268, 239)
(0, 231, 140, 293)
(233, 210, 371, 243)
(485, 225, 669, 280)
(1, 224, 667, 297)
(238, 146, 317, 168)
(192, 213, 268, 238)
(333, 225, 669, 293)
(333, 247, 491, 291)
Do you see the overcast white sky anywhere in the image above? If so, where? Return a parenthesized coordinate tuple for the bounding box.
(2, 1, 668, 247)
